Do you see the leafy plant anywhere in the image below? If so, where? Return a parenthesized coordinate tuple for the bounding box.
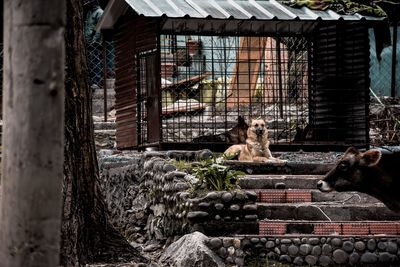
(192, 156, 244, 191)
(171, 159, 193, 172)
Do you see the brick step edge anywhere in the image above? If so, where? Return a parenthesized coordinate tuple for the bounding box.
(259, 220, 400, 236)
(255, 189, 312, 203)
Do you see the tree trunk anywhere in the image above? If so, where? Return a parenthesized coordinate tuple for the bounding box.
(60, 1, 147, 265)
(0, 1, 65, 266)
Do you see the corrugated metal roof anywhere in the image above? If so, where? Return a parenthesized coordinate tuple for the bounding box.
(124, 0, 384, 21)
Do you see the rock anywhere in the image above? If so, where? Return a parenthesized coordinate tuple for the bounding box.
(198, 202, 211, 209)
(281, 239, 292, 245)
(288, 245, 299, 256)
(301, 237, 308, 244)
(305, 255, 317, 265)
(260, 238, 267, 243)
(355, 241, 366, 251)
(388, 241, 398, 254)
(378, 241, 387, 251)
(227, 246, 235, 256)
(250, 238, 260, 244)
(163, 163, 176, 172)
(361, 252, 378, 264)
(312, 245, 322, 256)
(144, 244, 161, 252)
(320, 237, 327, 244)
(244, 215, 258, 220)
(195, 149, 213, 161)
(161, 232, 225, 267)
(343, 241, 354, 253)
(233, 239, 241, 249)
(266, 241, 275, 249)
(234, 257, 244, 266)
(309, 238, 320, 246)
(209, 238, 223, 249)
(218, 247, 227, 258)
(229, 204, 240, 211)
(322, 244, 332, 255)
(245, 191, 258, 201)
(214, 203, 224, 210)
(300, 244, 312, 255)
(206, 192, 220, 200)
(267, 252, 278, 260)
(349, 252, 360, 265)
(319, 255, 332, 266)
(221, 192, 233, 203)
(279, 255, 291, 263)
(293, 238, 301, 245)
(379, 252, 393, 263)
(333, 249, 348, 264)
(367, 239, 377, 251)
(331, 238, 343, 247)
(234, 191, 247, 201)
(223, 238, 233, 248)
(293, 256, 303, 265)
(242, 204, 257, 211)
(280, 244, 288, 254)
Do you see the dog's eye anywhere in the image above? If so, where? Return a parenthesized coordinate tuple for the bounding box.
(261, 124, 265, 128)
(254, 124, 259, 127)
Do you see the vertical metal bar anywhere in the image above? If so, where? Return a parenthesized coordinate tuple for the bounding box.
(277, 36, 284, 119)
(391, 21, 398, 97)
(102, 38, 108, 122)
(137, 55, 142, 148)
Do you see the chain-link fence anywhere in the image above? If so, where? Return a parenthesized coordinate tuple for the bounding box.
(369, 22, 400, 96)
(86, 40, 115, 90)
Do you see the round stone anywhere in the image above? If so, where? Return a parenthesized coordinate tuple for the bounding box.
(245, 191, 258, 201)
(279, 255, 292, 263)
(355, 241, 366, 251)
(288, 245, 299, 256)
(322, 244, 332, 255)
(309, 238, 320, 246)
(333, 249, 348, 264)
(242, 204, 257, 211)
(234, 191, 247, 201)
(378, 241, 387, 251)
(163, 163, 176, 172)
(343, 241, 354, 253)
(227, 246, 235, 256)
(312, 245, 322, 256)
(387, 241, 398, 254)
(215, 215, 221, 220)
(281, 239, 292, 245)
(266, 241, 275, 249)
(214, 203, 224, 210)
(293, 238, 301, 245)
(300, 244, 313, 255)
(379, 252, 393, 263)
(226, 256, 234, 264)
(260, 238, 267, 243)
(250, 237, 260, 244)
(209, 238, 223, 249)
(206, 191, 220, 200)
(235, 249, 244, 257)
(305, 255, 317, 265)
(319, 255, 332, 266)
(187, 211, 209, 220)
(301, 237, 308, 244)
(321, 237, 327, 244)
(244, 215, 258, 220)
(280, 244, 288, 254)
(275, 239, 280, 245)
(234, 257, 244, 266)
(221, 192, 233, 202)
(223, 238, 233, 247)
(218, 246, 227, 258)
(367, 239, 377, 251)
(198, 202, 211, 209)
(332, 238, 343, 247)
(267, 252, 278, 260)
(361, 252, 378, 264)
(349, 252, 360, 265)
(233, 238, 241, 249)
(293, 256, 303, 265)
(229, 204, 240, 211)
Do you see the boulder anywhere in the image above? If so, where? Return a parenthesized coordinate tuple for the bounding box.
(160, 232, 225, 267)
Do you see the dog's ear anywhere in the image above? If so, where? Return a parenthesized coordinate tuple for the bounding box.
(238, 116, 249, 127)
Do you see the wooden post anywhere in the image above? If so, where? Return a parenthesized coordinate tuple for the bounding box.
(102, 38, 108, 122)
(1, 0, 66, 266)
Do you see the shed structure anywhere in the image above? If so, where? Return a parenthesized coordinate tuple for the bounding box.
(98, 0, 385, 151)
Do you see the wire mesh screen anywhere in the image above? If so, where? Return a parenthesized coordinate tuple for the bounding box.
(86, 40, 115, 90)
(369, 23, 399, 96)
(138, 35, 310, 148)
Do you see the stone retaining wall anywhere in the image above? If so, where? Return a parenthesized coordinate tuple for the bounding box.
(99, 150, 257, 243)
(207, 236, 400, 266)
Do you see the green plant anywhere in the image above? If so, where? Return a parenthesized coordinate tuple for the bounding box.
(171, 159, 193, 172)
(192, 156, 244, 191)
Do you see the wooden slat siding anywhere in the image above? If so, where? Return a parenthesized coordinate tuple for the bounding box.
(309, 22, 369, 147)
(114, 16, 158, 149)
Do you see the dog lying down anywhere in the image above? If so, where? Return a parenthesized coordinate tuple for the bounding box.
(223, 118, 286, 163)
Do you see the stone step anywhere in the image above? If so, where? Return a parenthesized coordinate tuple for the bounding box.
(257, 203, 400, 221)
(226, 161, 333, 175)
(259, 220, 400, 236)
(239, 175, 323, 190)
(253, 189, 379, 204)
(94, 121, 116, 130)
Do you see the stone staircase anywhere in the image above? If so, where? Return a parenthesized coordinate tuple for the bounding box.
(212, 161, 400, 266)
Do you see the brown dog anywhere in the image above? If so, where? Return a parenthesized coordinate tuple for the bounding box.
(223, 118, 285, 163)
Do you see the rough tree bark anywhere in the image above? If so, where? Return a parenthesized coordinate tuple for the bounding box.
(60, 1, 146, 265)
(0, 1, 66, 266)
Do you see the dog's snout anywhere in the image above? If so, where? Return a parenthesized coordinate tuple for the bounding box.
(255, 128, 264, 135)
(317, 180, 323, 189)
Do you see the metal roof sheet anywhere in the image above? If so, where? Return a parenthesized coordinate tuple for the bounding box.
(124, 0, 384, 21)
